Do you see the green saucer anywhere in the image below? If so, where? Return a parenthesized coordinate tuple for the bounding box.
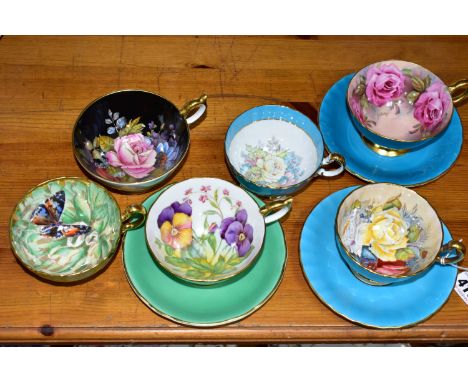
(123, 189, 287, 327)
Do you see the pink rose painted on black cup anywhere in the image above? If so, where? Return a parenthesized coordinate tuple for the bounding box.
(413, 83, 451, 131)
(106, 133, 157, 179)
(365, 63, 406, 107)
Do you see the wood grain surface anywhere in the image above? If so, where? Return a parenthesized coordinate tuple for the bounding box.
(1, 36, 468, 344)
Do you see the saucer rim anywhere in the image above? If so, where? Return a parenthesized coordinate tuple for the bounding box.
(122, 188, 288, 328)
(318, 74, 464, 187)
(299, 185, 457, 329)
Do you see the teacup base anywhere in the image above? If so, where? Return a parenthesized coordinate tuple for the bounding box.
(360, 134, 409, 157)
(345, 265, 390, 286)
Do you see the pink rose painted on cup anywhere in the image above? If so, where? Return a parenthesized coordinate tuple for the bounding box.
(365, 64, 406, 107)
(106, 133, 156, 179)
(350, 96, 366, 125)
(413, 82, 451, 131)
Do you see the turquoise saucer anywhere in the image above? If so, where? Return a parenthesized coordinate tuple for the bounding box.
(319, 74, 463, 186)
(300, 186, 457, 329)
(123, 188, 287, 327)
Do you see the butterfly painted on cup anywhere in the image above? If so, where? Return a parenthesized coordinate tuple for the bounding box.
(30, 191, 92, 239)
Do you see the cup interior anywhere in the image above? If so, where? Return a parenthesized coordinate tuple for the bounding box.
(145, 178, 266, 283)
(73, 90, 189, 186)
(347, 60, 453, 142)
(226, 105, 323, 189)
(336, 183, 443, 277)
(10, 178, 121, 280)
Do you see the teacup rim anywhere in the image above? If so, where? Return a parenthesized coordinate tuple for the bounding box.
(8, 176, 122, 282)
(346, 59, 455, 144)
(334, 182, 444, 280)
(71, 88, 192, 189)
(224, 104, 325, 192)
(144, 177, 268, 284)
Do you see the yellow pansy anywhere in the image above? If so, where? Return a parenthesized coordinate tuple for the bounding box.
(356, 208, 409, 261)
(160, 212, 193, 250)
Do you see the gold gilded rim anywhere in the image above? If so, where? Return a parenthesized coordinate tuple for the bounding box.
(346, 59, 456, 144)
(8, 176, 123, 282)
(224, 104, 335, 193)
(334, 183, 444, 281)
(71, 89, 199, 190)
(298, 188, 457, 329)
(318, 75, 464, 188)
(122, 205, 288, 328)
(144, 178, 275, 285)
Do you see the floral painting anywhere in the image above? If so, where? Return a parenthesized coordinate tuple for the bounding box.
(10, 179, 121, 277)
(81, 110, 181, 181)
(348, 61, 452, 139)
(340, 195, 429, 276)
(153, 185, 255, 281)
(239, 137, 304, 187)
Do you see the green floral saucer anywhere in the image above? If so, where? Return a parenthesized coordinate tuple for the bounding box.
(123, 189, 287, 327)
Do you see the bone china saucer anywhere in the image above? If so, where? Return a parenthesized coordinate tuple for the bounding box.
(299, 186, 457, 329)
(319, 74, 463, 186)
(123, 188, 287, 327)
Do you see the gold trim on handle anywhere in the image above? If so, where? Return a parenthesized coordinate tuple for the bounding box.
(437, 239, 466, 265)
(121, 204, 147, 233)
(179, 94, 208, 121)
(259, 197, 293, 217)
(448, 79, 468, 106)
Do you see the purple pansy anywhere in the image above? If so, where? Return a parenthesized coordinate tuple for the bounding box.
(157, 201, 192, 228)
(220, 209, 253, 257)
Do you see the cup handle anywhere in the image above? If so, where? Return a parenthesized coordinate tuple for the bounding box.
(259, 197, 293, 225)
(436, 239, 465, 265)
(121, 204, 147, 234)
(179, 94, 208, 127)
(316, 153, 345, 177)
(448, 79, 468, 107)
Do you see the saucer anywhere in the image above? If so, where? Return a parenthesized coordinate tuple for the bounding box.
(123, 189, 287, 327)
(300, 186, 457, 329)
(319, 74, 463, 186)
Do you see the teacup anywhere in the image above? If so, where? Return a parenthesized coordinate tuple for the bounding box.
(73, 90, 207, 193)
(347, 60, 468, 156)
(225, 105, 345, 197)
(9, 177, 146, 282)
(145, 177, 292, 284)
(335, 183, 465, 286)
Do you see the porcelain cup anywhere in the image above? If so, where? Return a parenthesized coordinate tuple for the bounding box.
(225, 105, 345, 197)
(73, 90, 207, 193)
(335, 183, 465, 286)
(9, 177, 146, 282)
(145, 177, 292, 284)
(346, 60, 468, 156)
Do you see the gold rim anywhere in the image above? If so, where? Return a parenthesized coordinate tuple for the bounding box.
(346, 59, 456, 144)
(144, 178, 272, 285)
(122, 205, 288, 328)
(298, 189, 457, 329)
(224, 104, 332, 193)
(8, 176, 123, 282)
(318, 75, 465, 188)
(71, 89, 195, 190)
(360, 134, 410, 157)
(334, 183, 444, 281)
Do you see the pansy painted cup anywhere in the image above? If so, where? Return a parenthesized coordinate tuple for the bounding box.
(9, 177, 146, 282)
(335, 183, 465, 286)
(347, 60, 468, 156)
(145, 177, 292, 284)
(73, 90, 207, 193)
(225, 105, 345, 197)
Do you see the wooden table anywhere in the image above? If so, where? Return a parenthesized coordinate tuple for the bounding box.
(1, 36, 468, 344)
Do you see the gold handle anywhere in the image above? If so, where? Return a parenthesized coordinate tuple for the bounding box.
(448, 79, 468, 107)
(436, 239, 465, 265)
(121, 204, 147, 234)
(259, 197, 293, 224)
(179, 94, 208, 126)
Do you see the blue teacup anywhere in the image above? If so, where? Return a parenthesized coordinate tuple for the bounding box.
(225, 105, 345, 197)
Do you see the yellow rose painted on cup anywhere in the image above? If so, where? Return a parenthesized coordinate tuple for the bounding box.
(356, 208, 408, 261)
(257, 154, 286, 183)
(341, 196, 427, 276)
